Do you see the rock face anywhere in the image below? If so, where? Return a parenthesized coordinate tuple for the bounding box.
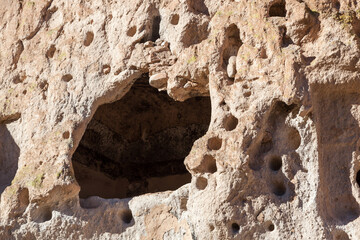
(1, 0, 360, 239)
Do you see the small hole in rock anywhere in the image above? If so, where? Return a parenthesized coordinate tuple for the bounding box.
(269, 0, 286, 17)
(121, 209, 133, 224)
(46, 45, 56, 58)
(272, 181, 286, 196)
(231, 223, 240, 234)
(243, 91, 251, 98)
(84, 31, 94, 47)
(268, 223, 275, 231)
(207, 136, 222, 151)
(126, 26, 137, 37)
(196, 177, 208, 190)
(62, 74, 73, 82)
(102, 64, 111, 75)
(39, 80, 48, 91)
(170, 14, 179, 25)
(269, 156, 282, 171)
(356, 170, 360, 187)
(223, 114, 238, 131)
(36, 207, 52, 223)
(202, 155, 217, 174)
(209, 224, 215, 231)
(22, 90, 27, 95)
(265, 221, 275, 231)
(333, 0, 340, 10)
(62, 131, 70, 139)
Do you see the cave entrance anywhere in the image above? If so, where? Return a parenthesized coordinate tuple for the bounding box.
(73, 74, 211, 199)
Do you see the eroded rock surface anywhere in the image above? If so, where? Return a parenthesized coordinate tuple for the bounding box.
(1, 0, 360, 239)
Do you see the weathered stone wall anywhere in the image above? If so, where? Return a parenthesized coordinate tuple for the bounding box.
(1, 0, 360, 239)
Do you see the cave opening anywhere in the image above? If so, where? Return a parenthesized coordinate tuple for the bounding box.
(73, 74, 211, 199)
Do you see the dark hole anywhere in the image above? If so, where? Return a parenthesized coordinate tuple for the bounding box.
(62, 74, 73, 82)
(207, 136, 222, 151)
(267, 223, 275, 231)
(196, 177, 208, 190)
(231, 223, 240, 234)
(84, 31, 94, 47)
(126, 26, 137, 37)
(269, 156, 282, 171)
(272, 181, 286, 196)
(151, 16, 161, 41)
(73, 74, 211, 199)
(356, 170, 360, 187)
(269, 0, 286, 17)
(201, 155, 217, 174)
(223, 114, 238, 131)
(170, 14, 180, 25)
(121, 209, 133, 224)
(34, 207, 52, 223)
(223, 24, 242, 68)
(209, 224, 215, 231)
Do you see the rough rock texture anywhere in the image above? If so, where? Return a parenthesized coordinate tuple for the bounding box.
(1, 0, 360, 239)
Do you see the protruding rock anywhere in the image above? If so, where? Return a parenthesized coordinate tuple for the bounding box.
(227, 56, 237, 78)
(149, 72, 168, 89)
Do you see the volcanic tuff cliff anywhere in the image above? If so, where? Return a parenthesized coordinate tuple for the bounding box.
(1, 0, 360, 239)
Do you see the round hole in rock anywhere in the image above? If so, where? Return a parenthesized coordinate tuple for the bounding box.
(72, 74, 211, 199)
(231, 223, 240, 234)
(267, 223, 275, 231)
(207, 136, 222, 150)
(195, 177, 208, 190)
(209, 224, 215, 231)
(61, 74, 73, 82)
(126, 26, 137, 37)
(202, 155, 217, 174)
(272, 181, 286, 196)
(170, 14, 179, 25)
(62, 131, 70, 139)
(121, 209, 133, 224)
(269, 156, 282, 171)
(243, 91, 251, 98)
(222, 114, 238, 131)
(265, 221, 275, 232)
(84, 31, 94, 47)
